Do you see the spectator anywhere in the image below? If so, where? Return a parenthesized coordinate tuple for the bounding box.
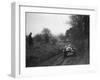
(29, 32, 33, 46)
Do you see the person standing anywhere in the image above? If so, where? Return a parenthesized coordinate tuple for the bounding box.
(28, 32, 33, 46)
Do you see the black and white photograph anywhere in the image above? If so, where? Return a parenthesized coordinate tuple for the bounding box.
(25, 12, 90, 67)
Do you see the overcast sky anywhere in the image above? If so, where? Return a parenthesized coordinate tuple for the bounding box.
(26, 12, 72, 37)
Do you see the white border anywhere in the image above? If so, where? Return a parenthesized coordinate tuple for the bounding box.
(11, 2, 97, 78)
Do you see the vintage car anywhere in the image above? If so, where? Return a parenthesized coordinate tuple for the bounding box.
(63, 46, 76, 57)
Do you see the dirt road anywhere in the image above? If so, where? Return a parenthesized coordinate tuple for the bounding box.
(38, 53, 86, 66)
